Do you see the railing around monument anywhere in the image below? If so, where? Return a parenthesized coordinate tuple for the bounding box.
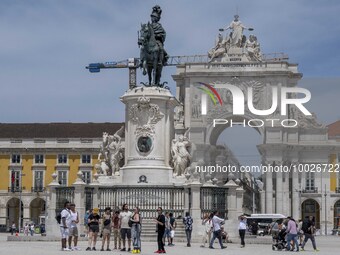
(85, 187, 94, 211)
(55, 186, 75, 214)
(98, 186, 185, 219)
(200, 187, 228, 219)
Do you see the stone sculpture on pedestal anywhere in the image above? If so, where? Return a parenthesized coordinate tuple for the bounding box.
(171, 130, 192, 176)
(97, 126, 124, 176)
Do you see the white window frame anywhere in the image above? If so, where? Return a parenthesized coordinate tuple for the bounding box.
(33, 170, 44, 190)
(81, 170, 92, 184)
(305, 171, 315, 190)
(57, 170, 68, 186)
(81, 154, 92, 164)
(11, 154, 21, 164)
(9, 170, 21, 191)
(34, 154, 44, 165)
(57, 154, 68, 165)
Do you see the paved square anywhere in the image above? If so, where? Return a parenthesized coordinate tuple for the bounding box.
(1, 235, 339, 255)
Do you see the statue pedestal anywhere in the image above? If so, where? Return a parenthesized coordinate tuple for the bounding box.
(120, 86, 178, 185)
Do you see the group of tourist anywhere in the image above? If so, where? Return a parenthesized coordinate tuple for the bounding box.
(269, 215, 319, 252)
(59, 202, 140, 252)
(58, 202, 256, 252)
(200, 211, 246, 249)
(10, 221, 35, 236)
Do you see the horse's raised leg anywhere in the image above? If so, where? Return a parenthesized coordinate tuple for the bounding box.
(142, 60, 147, 76)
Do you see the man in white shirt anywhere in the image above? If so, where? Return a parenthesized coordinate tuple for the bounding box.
(68, 203, 80, 251)
(119, 203, 132, 252)
(209, 211, 227, 249)
(60, 201, 72, 251)
(238, 215, 247, 248)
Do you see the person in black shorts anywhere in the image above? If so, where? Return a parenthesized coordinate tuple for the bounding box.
(154, 207, 166, 253)
(86, 208, 100, 251)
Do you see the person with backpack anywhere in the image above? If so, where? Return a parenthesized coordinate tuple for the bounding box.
(209, 211, 227, 249)
(59, 201, 72, 251)
(169, 213, 176, 246)
(301, 216, 319, 251)
(183, 212, 193, 247)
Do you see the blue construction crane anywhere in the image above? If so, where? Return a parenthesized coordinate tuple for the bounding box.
(85, 53, 287, 89)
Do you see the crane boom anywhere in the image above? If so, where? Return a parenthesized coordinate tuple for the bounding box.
(86, 53, 288, 88)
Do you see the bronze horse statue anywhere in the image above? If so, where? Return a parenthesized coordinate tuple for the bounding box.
(139, 22, 166, 86)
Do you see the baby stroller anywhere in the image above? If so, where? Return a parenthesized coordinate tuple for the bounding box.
(272, 229, 287, 251)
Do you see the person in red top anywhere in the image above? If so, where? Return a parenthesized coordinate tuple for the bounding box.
(112, 210, 122, 250)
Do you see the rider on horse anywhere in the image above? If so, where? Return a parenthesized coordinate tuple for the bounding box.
(148, 5, 168, 66)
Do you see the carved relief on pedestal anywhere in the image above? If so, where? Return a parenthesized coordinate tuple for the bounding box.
(129, 96, 164, 137)
(129, 96, 164, 156)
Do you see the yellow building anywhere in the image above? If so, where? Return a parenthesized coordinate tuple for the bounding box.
(0, 122, 123, 231)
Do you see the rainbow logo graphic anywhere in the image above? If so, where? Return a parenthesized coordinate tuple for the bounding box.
(196, 82, 223, 115)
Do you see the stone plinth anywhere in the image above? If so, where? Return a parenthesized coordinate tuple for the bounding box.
(120, 86, 178, 184)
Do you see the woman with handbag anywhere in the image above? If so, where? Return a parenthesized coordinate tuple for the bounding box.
(130, 207, 141, 254)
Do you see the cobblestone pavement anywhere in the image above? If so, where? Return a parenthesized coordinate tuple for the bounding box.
(0, 234, 339, 255)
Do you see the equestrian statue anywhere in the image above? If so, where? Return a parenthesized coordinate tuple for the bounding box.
(138, 5, 168, 87)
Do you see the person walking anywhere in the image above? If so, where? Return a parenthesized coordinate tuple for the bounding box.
(59, 201, 72, 251)
(285, 217, 299, 252)
(301, 216, 319, 252)
(163, 212, 171, 246)
(112, 210, 122, 250)
(200, 213, 212, 248)
(169, 213, 176, 246)
(30, 224, 34, 236)
(119, 204, 132, 252)
(68, 203, 80, 251)
(100, 207, 112, 251)
(209, 211, 227, 249)
(11, 222, 16, 235)
(183, 212, 193, 247)
(154, 207, 166, 254)
(86, 207, 100, 251)
(24, 223, 29, 236)
(131, 207, 141, 253)
(297, 219, 304, 245)
(239, 215, 247, 248)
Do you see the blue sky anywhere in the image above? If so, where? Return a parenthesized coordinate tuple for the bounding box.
(0, 0, 339, 166)
(0, 0, 339, 124)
